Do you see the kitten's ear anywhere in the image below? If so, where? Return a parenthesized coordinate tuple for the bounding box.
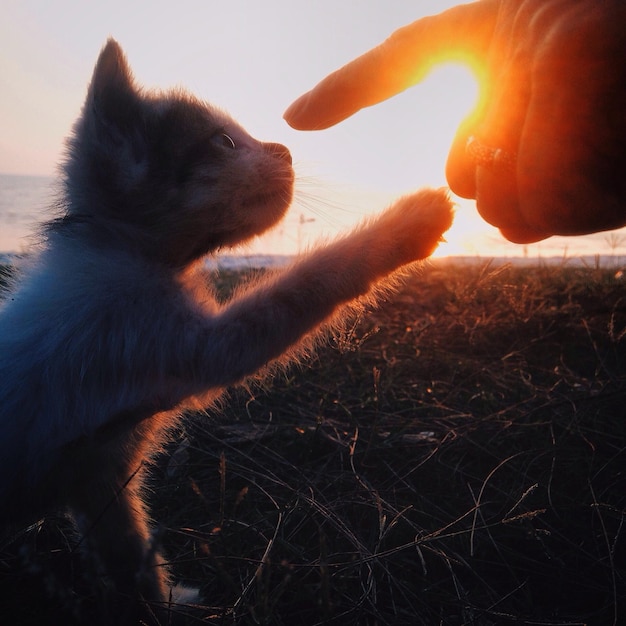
(87, 39, 138, 125)
(76, 39, 148, 185)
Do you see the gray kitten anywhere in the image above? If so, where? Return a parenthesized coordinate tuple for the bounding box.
(0, 39, 453, 624)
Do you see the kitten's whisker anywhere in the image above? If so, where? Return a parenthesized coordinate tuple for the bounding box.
(292, 177, 363, 230)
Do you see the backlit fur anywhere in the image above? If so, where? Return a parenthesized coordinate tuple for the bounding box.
(0, 39, 453, 624)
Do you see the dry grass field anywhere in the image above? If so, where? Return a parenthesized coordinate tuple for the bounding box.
(1, 260, 625, 625)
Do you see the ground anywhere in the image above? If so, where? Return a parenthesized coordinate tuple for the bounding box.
(1, 260, 625, 625)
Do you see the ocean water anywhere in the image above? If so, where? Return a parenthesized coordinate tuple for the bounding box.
(0, 173, 55, 253)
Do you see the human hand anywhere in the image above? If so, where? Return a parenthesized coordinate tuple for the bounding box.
(284, 0, 626, 244)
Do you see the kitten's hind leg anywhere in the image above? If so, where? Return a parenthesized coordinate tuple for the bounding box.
(72, 478, 172, 625)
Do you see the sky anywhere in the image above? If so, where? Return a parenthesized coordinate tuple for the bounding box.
(2, 0, 626, 259)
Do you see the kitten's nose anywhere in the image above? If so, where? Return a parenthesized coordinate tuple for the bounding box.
(265, 142, 292, 165)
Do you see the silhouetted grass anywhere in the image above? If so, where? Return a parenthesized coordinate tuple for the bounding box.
(1, 260, 625, 625)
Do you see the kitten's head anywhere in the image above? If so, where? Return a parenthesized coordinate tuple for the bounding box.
(61, 39, 294, 266)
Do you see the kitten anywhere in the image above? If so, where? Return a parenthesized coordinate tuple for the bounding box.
(0, 39, 452, 624)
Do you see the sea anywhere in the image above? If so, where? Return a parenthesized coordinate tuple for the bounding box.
(2, 172, 626, 269)
(0, 173, 54, 256)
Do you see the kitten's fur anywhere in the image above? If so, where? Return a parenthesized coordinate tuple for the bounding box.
(0, 40, 452, 624)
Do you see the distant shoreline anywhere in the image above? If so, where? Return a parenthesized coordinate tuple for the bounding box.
(1, 251, 624, 270)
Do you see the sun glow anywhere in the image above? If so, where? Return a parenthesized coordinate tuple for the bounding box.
(418, 61, 487, 259)
(426, 48, 489, 135)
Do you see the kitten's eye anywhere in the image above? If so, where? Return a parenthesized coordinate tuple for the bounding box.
(209, 131, 236, 151)
(217, 133, 236, 149)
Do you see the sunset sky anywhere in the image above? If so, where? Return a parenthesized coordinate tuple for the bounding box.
(2, 0, 625, 258)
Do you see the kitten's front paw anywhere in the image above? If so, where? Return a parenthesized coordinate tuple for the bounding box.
(385, 187, 454, 263)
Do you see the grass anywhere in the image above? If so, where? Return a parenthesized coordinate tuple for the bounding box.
(1, 260, 625, 625)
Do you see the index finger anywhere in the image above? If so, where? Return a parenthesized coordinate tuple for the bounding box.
(284, 0, 499, 130)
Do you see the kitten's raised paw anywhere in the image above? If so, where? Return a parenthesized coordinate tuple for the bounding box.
(384, 187, 454, 263)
